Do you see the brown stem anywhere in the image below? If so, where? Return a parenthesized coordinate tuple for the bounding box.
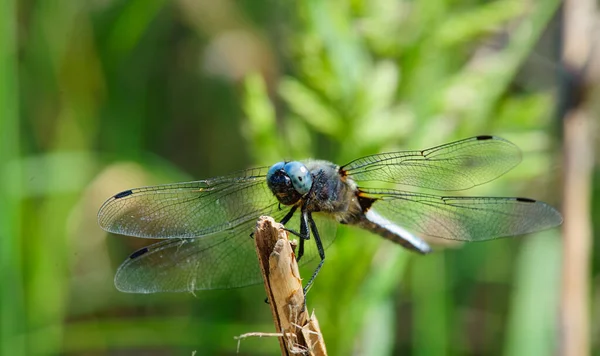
(560, 0, 597, 353)
(253, 216, 328, 356)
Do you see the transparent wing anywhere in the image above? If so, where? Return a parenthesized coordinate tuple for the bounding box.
(100, 166, 339, 292)
(361, 188, 563, 241)
(342, 135, 522, 191)
(98, 167, 278, 239)
(114, 209, 338, 292)
(114, 219, 266, 292)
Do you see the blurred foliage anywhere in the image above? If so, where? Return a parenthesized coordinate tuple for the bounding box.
(2, 0, 595, 355)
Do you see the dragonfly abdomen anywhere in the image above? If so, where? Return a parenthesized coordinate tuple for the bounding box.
(356, 209, 432, 254)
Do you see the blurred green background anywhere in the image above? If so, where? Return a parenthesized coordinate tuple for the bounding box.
(3, 0, 597, 355)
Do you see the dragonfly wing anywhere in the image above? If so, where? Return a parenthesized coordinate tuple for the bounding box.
(342, 135, 522, 191)
(98, 167, 278, 239)
(115, 219, 264, 292)
(361, 188, 563, 241)
(114, 208, 337, 292)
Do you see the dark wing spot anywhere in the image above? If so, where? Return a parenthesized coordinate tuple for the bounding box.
(476, 135, 494, 141)
(129, 247, 149, 259)
(114, 190, 134, 199)
(357, 191, 377, 212)
(516, 197, 536, 203)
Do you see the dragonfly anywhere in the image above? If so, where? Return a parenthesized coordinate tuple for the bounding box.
(98, 135, 563, 293)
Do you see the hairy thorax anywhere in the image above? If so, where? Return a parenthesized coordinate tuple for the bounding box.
(302, 160, 364, 224)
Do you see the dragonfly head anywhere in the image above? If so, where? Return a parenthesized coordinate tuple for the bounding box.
(267, 161, 313, 205)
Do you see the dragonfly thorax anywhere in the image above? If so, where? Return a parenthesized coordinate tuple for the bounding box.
(266, 161, 313, 205)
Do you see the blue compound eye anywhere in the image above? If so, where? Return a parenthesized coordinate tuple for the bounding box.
(266, 162, 285, 182)
(284, 161, 312, 195)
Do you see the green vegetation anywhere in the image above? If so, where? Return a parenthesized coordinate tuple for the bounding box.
(4, 0, 591, 355)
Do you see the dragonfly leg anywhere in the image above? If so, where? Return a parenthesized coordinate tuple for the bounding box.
(251, 205, 297, 240)
(297, 236, 306, 263)
(295, 209, 311, 262)
(279, 205, 298, 225)
(279, 205, 306, 242)
(299, 208, 310, 240)
(302, 212, 325, 295)
(280, 205, 309, 241)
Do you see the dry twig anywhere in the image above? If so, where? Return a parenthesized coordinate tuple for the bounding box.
(252, 216, 327, 356)
(560, 0, 597, 354)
